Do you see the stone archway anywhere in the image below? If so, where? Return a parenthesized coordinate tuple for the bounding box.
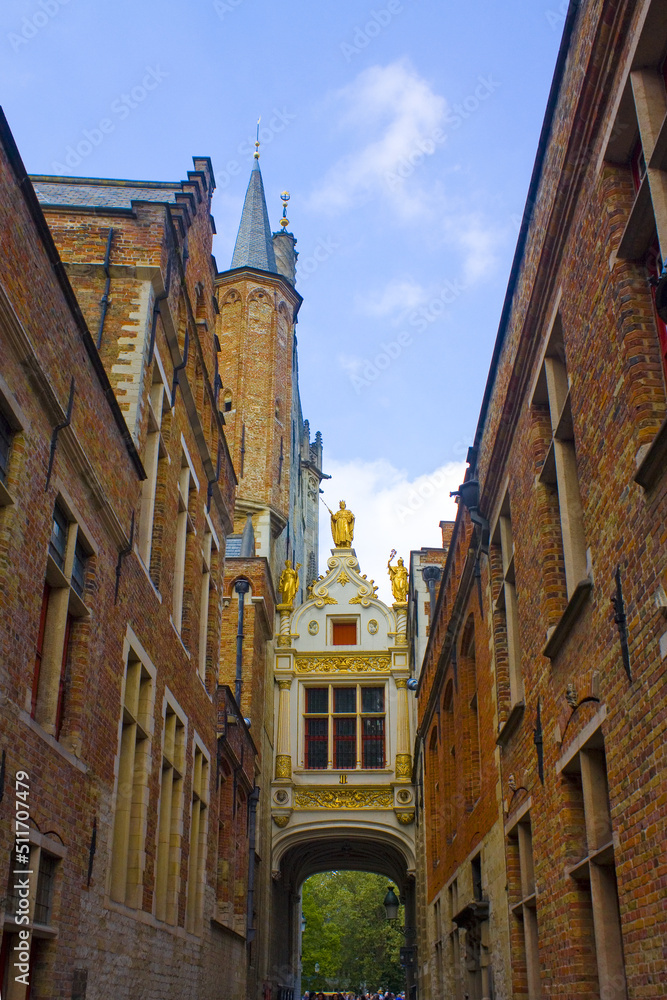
(268, 829, 417, 1000)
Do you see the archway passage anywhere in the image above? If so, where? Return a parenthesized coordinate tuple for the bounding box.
(301, 871, 406, 997)
(269, 832, 416, 1000)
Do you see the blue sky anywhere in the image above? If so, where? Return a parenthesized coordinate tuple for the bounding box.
(0, 0, 566, 594)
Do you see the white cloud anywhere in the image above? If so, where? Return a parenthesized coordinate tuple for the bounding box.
(445, 214, 499, 284)
(308, 59, 447, 216)
(319, 456, 466, 604)
(354, 278, 429, 321)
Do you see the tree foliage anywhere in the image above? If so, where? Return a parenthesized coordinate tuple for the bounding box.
(301, 871, 405, 995)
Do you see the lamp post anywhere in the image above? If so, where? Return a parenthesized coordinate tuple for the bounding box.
(383, 886, 416, 989)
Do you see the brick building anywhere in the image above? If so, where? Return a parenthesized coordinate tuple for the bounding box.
(0, 103, 265, 999)
(413, 1, 667, 997)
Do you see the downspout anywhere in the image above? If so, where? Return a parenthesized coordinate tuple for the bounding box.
(96, 228, 114, 350)
(246, 785, 260, 943)
(235, 579, 250, 706)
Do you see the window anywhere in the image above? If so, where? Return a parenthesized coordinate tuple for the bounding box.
(0, 408, 12, 485)
(2, 836, 63, 999)
(198, 526, 218, 683)
(173, 448, 198, 633)
(138, 373, 169, 573)
(492, 491, 524, 723)
(331, 619, 357, 645)
(608, 23, 667, 388)
(534, 318, 587, 602)
(560, 735, 626, 999)
(427, 727, 440, 869)
(155, 702, 186, 924)
(110, 650, 153, 908)
(32, 501, 90, 738)
(461, 618, 481, 808)
(303, 685, 385, 769)
(507, 811, 541, 998)
(186, 743, 209, 934)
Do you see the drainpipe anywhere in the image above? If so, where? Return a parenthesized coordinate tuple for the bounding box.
(235, 579, 250, 706)
(246, 785, 260, 943)
(96, 228, 114, 350)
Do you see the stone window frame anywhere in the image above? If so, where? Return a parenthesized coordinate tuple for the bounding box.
(301, 682, 387, 771)
(490, 488, 525, 728)
(556, 724, 627, 1000)
(137, 351, 171, 574)
(2, 829, 66, 995)
(601, 4, 667, 486)
(0, 373, 28, 508)
(31, 491, 94, 740)
(172, 435, 199, 636)
(109, 632, 156, 909)
(505, 800, 541, 999)
(197, 513, 220, 688)
(154, 690, 188, 926)
(185, 735, 210, 935)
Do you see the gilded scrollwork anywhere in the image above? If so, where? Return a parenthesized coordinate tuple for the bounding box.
(294, 787, 394, 809)
(295, 654, 391, 674)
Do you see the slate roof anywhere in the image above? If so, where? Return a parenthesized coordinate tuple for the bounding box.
(30, 176, 180, 209)
(230, 160, 277, 273)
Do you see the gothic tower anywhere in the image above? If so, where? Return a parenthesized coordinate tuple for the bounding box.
(215, 156, 324, 599)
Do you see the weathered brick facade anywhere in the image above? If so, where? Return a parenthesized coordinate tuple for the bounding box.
(0, 106, 260, 999)
(414, 1, 667, 997)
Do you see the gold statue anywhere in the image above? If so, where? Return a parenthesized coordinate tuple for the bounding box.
(387, 550, 408, 603)
(327, 499, 355, 548)
(278, 560, 300, 607)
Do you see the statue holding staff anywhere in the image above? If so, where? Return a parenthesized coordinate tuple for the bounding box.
(322, 498, 355, 548)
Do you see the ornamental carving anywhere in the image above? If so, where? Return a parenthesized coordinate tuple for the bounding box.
(294, 787, 394, 810)
(308, 620, 319, 635)
(396, 811, 415, 825)
(367, 619, 379, 634)
(394, 753, 412, 780)
(337, 570, 350, 586)
(273, 815, 290, 828)
(275, 754, 292, 779)
(295, 654, 391, 674)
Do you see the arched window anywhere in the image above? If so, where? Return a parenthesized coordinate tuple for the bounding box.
(461, 615, 481, 807)
(442, 681, 456, 843)
(427, 727, 440, 869)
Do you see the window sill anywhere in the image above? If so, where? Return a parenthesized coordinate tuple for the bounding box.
(170, 616, 191, 659)
(496, 700, 525, 748)
(634, 415, 667, 491)
(617, 175, 654, 259)
(542, 578, 593, 660)
(133, 545, 163, 603)
(18, 711, 88, 773)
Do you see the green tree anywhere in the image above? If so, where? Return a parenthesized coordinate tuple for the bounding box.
(301, 871, 405, 995)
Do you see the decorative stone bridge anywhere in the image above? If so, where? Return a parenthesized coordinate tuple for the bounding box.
(268, 541, 417, 997)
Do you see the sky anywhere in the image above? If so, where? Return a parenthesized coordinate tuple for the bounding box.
(0, 0, 567, 602)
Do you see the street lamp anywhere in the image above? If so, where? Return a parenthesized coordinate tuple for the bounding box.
(383, 886, 400, 921)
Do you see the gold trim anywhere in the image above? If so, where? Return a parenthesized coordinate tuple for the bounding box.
(294, 787, 394, 809)
(395, 679, 408, 689)
(396, 811, 415, 825)
(295, 654, 391, 674)
(275, 754, 292, 779)
(395, 753, 412, 780)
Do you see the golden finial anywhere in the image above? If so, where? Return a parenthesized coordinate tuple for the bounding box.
(280, 190, 290, 229)
(254, 117, 261, 159)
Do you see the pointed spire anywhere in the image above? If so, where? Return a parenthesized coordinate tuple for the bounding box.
(230, 128, 278, 273)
